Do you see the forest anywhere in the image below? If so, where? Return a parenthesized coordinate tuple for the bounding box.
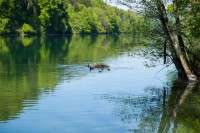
(0, 0, 143, 34)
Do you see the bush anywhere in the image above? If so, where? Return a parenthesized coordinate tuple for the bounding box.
(21, 23, 36, 34)
(0, 18, 9, 34)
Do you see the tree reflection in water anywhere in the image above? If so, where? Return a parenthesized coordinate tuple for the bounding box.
(100, 81, 200, 133)
(0, 34, 136, 122)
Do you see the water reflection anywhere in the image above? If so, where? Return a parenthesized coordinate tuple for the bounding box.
(0, 35, 199, 133)
(0, 34, 135, 122)
(100, 80, 200, 133)
(0, 36, 67, 122)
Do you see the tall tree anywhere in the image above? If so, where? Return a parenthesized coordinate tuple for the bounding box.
(156, 0, 196, 81)
(107, 0, 198, 81)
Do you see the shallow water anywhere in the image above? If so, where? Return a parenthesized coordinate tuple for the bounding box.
(0, 35, 199, 133)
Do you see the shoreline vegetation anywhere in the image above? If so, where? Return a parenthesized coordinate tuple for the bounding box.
(0, 0, 144, 35)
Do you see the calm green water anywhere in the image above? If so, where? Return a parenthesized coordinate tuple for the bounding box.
(0, 35, 199, 133)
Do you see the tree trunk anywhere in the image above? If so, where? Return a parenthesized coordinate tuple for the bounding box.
(156, 0, 197, 81)
(172, 0, 185, 52)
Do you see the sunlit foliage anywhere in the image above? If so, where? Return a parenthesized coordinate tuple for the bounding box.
(0, 0, 139, 34)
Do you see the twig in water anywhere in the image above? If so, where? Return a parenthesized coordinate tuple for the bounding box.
(156, 63, 173, 75)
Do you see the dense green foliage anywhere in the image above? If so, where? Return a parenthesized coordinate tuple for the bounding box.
(0, 0, 140, 34)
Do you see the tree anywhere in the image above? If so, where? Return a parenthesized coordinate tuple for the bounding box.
(156, 0, 196, 81)
(106, 0, 199, 81)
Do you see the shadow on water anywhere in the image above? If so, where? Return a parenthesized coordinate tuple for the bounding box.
(100, 79, 200, 133)
(0, 34, 135, 122)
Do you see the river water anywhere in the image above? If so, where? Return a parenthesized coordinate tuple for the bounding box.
(0, 35, 199, 133)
